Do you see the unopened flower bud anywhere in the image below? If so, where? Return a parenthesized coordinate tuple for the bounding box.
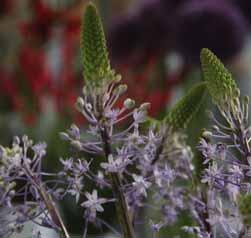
(70, 124, 80, 133)
(59, 132, 70, 141)
(114, 84, 127, 96)
(124, 98, 135, 109)
(212, 125, 220, 132)
(9, 190, 15, 197)
(71, 140, 82, 150)
(82, 86, 88, 95)
(114, 74, 122, 83)
(244, 95, 249, 105)
(140, 103, 151, 111)
(233, 88, 240, 98)
(13, 136, 20, 146)
(8, 182, 16, 190)
(76, 97, 85, 111)
(233, 97, 239, 107)
(202, 131, 212, 139)
(86, 103, 92, 111)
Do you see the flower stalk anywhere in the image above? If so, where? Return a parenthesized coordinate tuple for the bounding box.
(100, 125, 135, 238)
(22, 162, 70, 238)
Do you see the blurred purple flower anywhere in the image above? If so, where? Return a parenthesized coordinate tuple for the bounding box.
(136, 0, 171, 55)
(159, 0, 186, 10)
(175, 0, 247, 64)
(108, 15, 142, 64)
(232, 0, 251, 25)
(108, 0, 175, 63)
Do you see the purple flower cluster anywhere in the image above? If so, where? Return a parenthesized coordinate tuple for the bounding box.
(2, 54, 251, 238)
(58, 71, 195, 237)
(0, 71, 201, 237)
(1, 66, 251, 238)
(195, 91, 251, 237)
(0, 136, 61, 236)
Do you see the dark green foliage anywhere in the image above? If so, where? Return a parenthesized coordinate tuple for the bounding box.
(81, 3, 112, 86)
(238, 194, 251, 226)
(200, 48, 237, 105)
(165, 82, 207, 130)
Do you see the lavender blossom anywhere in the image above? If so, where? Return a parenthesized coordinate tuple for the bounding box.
(81, 190, 108, 223)
(193, 48, 251, 237)
(0, 136, 70, 238)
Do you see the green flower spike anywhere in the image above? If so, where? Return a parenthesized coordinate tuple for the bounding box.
(200, 48, 238, 106)
(81, 2, 114, 87)
(165, 82, 207, 130)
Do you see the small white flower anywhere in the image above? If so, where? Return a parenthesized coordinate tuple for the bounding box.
(81, 190, 107, 221)
(132, 174, 151, 197)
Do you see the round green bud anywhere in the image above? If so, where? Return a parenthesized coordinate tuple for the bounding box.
(124, 98, 135, 110)
(59, 132, 70, 141)
(212, 125, 220, 132)
(70, 140, 82, 150)
(114, 74, 122, 83)
(202, 130, 213, 139)
(117, 84, 128, 95)
(76, 97, 85, 111)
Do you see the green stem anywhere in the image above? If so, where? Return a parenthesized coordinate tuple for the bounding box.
(38, 186, 70, 238)
(23, 165, 70, 238)
(100, 127, 135, 238)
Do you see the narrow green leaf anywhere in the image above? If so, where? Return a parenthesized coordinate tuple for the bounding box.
(165, 82, 207, 130)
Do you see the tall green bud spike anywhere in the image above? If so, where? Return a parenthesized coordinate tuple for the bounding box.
(81, 2, 112, 86)
(200, 48, 238, 105)
(165, 82, 207, 130)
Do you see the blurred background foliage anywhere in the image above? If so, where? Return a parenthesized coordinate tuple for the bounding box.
(1, 0, 251, 237)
